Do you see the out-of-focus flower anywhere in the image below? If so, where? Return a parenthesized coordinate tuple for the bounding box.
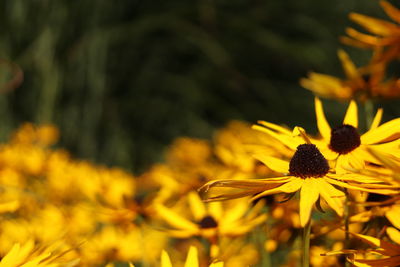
(161, 246, 223, 267)
(342, 0, 400, 62)
(300, 50, 400, 101)
(154, 191, 267, 239)
(326, 229, 400, 266)
(0, 239, 79, 267)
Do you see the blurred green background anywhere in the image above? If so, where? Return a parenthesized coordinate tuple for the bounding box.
(0, 0, 394, 173)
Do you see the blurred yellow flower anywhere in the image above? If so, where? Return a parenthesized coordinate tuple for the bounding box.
(161, 246, 223, 267)
(300, 50, 400, 101)
(342, 0, 400, 62)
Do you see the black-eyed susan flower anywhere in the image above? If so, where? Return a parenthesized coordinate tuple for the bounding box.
(200, 133, 398, 227)
(254, 98, 400, 175)
(312, 97, 400, 174)
(342, 0, 400, 62)
(154, 191, 267, 239)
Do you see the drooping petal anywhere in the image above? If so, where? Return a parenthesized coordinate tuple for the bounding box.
(350, 232, 400, 256)
(317, 179, 345, 217)
(299, 179, 320, 227)
(352, 256, 400, 266)
(251, 178, 304, 201)
(314, 97, 332, 141)
(325, 177, 398, 195)
(184, 246, 199, 267)
(361, 118, 400, 144)
(343, 100, 358, 128)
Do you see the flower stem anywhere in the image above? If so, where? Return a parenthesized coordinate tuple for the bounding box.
(364, 100, 374, 130)
(302, 219, 311, 267)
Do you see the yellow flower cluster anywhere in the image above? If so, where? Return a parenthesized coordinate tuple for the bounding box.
(3, 2, 400, 267)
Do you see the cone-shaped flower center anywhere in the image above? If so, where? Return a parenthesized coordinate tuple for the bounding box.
(198, 215, 218, 229)
(329, 124, 361, 154)
(289, 144, 329, 179)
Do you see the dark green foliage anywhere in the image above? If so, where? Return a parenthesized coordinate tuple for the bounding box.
(0, 0, 385, 172)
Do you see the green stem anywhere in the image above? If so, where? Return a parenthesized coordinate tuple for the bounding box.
(364, 100, 374, 130)
(302, 219, 311, 267)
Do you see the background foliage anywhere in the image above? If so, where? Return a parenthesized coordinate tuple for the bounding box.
(0, 0, 391, 172)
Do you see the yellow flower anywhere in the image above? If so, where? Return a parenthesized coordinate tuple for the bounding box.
(342, 0, 400, 62)
(254, 98, 400, 175)
(312, 97, 400, 174)
(154, 191, 267, 239)
(200, 133, 398, 227)
(300, 50, 400, 101)
(327, 229, 400, 267)
(0, 239, 79, 267)
(161, 246, 223, 267)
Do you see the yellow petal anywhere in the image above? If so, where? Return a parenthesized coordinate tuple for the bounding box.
(161, 250, 173, 267)
(335, 154, 351, 175)
(353, 256, 400, 266)
(381, 0, 400, 24)
(369, 108, 383, 130)
(317, 179, 345, 217)
(338, 50, 364, 88)
(349, 12, 398, 36)
(184, 246, 199, 267)
(361, 118, 400, 144)
(343, 100, 358, 128)
(252, 155, 289, 173)
(188, 191, 207, 221)
(251, 178, 303, 201)
(154, 204, 198, 231)
(385, 205, 400, 229)
(257, 121, 292, 135)
(314, 97, 331, 141)
(252, 125, 300, 150)
(299, 179, 320, 227)
(387, 227, 400, 245)
(210, 262, 224, 267)
(208, 201, 223, 221)
(346, 28, 382, 46)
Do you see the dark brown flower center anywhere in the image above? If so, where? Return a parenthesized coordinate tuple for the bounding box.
(289, 144, 329, 179)
(198, 215, 218, 229)
(329, 124, 361, 154)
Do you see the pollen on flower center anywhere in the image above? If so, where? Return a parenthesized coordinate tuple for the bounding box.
(329, 124, 361, 154)
(289, 144, 329, 179)
(198, 215, 218, 229)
